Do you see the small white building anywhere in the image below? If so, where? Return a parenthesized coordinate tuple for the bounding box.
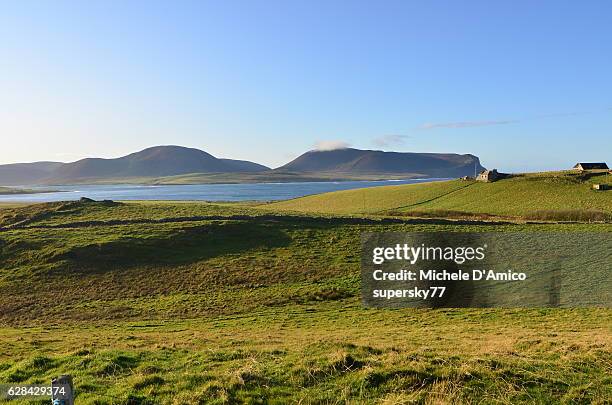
(476, 169, 501, 182)
(573, 162, 609, 171)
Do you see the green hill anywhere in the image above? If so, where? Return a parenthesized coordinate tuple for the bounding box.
(0, 199, 610, 403)
(46, 145, 270, 184)
(275, 148, 484, 178)
(0, 186, 57, 195)
(0, 162, 62, 186)
(148, 170, 414, 185)
(0, 146, 271, 186)
(0, 187, 25, 195)
(266, 171, 612, 219)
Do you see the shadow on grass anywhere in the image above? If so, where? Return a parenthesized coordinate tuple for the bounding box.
(54, 221, 291, 273)
(0, 200, 120, 229)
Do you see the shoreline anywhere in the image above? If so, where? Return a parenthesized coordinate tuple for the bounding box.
(0, 187, 63, 196)
(0, 178, 449, 203)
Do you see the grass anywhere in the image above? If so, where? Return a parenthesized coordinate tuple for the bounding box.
(2, 305, 610, 404)
(0, 202, 30, 209)
(149, 171, 416, 185)
(0, 187, 610, 403)
(524, 209, 612, 222)
(266, 171, 612, 218)
(0, 187, 57, 195)
(34, 171, 418, 186)
(386, 208, 612, 222)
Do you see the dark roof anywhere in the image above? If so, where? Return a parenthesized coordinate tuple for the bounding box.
(573, 162, 609, 170)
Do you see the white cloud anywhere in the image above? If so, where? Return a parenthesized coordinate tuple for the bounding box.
(372, 134, 409, 147)
(313, 140, 351, 151)
(419, 120, 518, 129)
(415, 108, 611, 132)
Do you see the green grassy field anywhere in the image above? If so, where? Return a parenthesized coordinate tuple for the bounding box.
(0, 187, 54, 196)
(30, 171, 416, 186)
(267, 171, 612, 218)
(0, 187, 25, 195)
(0, 177, 611, 403)
(150, 171, 415, 185)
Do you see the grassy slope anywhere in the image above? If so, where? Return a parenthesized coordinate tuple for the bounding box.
(150, 171, 416, 184)
(37, 172, 418, 185)
(0, 201, 610, 403)
(0, 202, 30, 209)
(0, 187, 50, 195)
(266, 171, 612, 217)
(266, 180, 470, 215)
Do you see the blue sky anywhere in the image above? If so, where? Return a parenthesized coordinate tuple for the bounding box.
(1, 0, 610, 171)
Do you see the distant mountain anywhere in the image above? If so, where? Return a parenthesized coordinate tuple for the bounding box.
(0, 146, 269, 185)
(0, 146, 485, 186)
(276, 148, 484, 178)
(48, 146, 269, 182)
(0, 162, 63, 186)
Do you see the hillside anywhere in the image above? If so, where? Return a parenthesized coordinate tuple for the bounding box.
(266, 171, 612, 218)
(0, 162, 63, 186)
(149, 171, 414, 184)
(0, 146, 269, 186)
(0, 200, 609, 403)
(46, 146, 270, 183)
(0, 187, 28, 195)
(0, 186, 57, 195)
(276, 148, 484, 178)
(0, 146, 487, 186)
